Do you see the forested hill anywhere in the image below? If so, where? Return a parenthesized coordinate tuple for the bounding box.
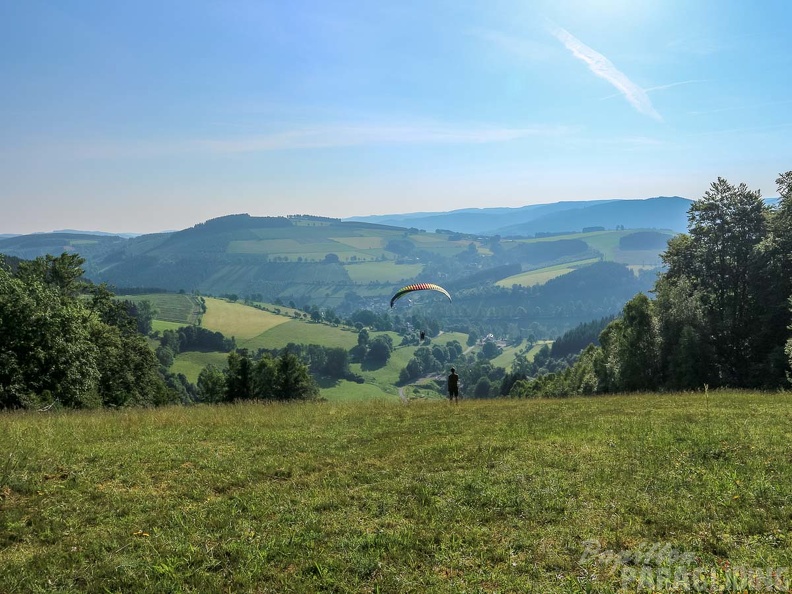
(347, 196, 692, 235)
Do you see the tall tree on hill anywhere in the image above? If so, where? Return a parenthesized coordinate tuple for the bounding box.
(762, 172, 792, 383)
(660, 177, 769, 386)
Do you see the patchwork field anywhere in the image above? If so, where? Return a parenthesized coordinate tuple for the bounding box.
(120, 293, 203, 325)
(3, 392, 792, 592)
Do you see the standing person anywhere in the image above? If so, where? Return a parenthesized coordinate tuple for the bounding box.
(447, 367, 459, 403)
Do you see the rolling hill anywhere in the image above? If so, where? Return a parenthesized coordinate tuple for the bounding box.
(1, 214, 671, 323)
(347, 196, 692, 235)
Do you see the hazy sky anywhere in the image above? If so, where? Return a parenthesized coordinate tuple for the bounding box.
(2, 0, 791, 234)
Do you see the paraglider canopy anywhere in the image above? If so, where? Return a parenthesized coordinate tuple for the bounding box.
(390, 283, 452, 308)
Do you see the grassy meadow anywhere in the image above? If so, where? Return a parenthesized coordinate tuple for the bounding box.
(3, 391, 792, 593)
(201, 298, 291, 340)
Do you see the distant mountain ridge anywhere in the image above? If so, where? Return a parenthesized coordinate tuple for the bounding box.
(52, 229, 142, 238)
(346, 196, 692, 235)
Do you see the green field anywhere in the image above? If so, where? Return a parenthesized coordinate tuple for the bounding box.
(241, 320, 361, 351)
(3, 392, 792, 592)
(201, 297, 291, 340)
(495, 259, 600, 288)
(120, 293, 203, 325)
(344, 261, 423, 283)
(171, 351, 230, 383)
(151, 320, 189, 333)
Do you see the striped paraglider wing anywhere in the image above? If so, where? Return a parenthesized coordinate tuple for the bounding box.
(389, 283, 452, 308)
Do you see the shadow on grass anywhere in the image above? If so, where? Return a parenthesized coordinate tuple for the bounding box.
(316, 377, 341, 389)
(360, 359, 388, 372)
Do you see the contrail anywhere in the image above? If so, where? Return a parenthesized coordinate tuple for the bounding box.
(599, 79, 707, 101)
(549, 24, 662, 121)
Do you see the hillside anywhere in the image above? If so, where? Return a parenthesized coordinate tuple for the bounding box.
(347, 196, 691, 235)
(3, 393, 792, 592)
(0, 215, 670, 319)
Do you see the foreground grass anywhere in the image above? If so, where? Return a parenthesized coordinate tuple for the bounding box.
(2, 392, 792, 593)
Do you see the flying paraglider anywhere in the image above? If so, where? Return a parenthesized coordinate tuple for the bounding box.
(389, 283, 452, 308)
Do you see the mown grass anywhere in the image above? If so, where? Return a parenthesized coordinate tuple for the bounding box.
(495, 260, 599, 288)
(3, 392, 792, 593)
(201, 298, 291, 341)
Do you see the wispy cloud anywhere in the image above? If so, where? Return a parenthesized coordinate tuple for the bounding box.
(67, 122, 575, 159)
(198, 124, 570, 153)
(599, 79, 707, 101)
(644, 80, 707, 94)
(548, 23, 662, 121)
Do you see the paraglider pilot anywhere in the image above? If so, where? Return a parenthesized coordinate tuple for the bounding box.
(447, 367, 459, 403)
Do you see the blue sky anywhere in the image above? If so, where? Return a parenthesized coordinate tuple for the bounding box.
(1, 0, 790, 234)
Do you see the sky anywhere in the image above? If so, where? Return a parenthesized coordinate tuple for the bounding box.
(1, 0, 791, 235)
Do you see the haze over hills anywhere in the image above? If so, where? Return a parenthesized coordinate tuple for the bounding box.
(0, 209, 673, 337)
(52, 229, 142, 238)
(346, 196, 692, 235)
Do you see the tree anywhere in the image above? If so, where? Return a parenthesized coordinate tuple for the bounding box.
(481, 341, 502, 359)
(0, 254, 173, 409)
(323, 347, 350, 378)
(273, 351, 318, 401)
(357, 328, 370, 348)
(197, 365, 227, 403)
(474, 377, 491, 398)
(252, 354, 278, 399)
(681, 178, 768, 385)
(124, 299, 156, 335)
(16, 252, 87, 297)
(226, 350, 254, 401)
(156, 346, 175, 368)
(365, 336, 393, 366)
(614, 293, 660, 392)
(0, 267, 101, 408)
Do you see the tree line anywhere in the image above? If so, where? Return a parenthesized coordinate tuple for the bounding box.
(0, 254, 177, 409)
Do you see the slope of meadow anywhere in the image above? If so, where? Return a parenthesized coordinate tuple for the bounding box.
(2, 392, 791, 593)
